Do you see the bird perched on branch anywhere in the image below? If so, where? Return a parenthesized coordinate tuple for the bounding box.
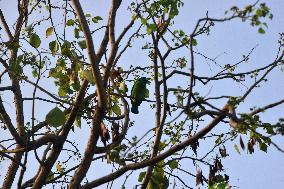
(130, 77, 149, 114)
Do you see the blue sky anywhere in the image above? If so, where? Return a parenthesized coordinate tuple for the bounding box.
(0, 0, 284, 188)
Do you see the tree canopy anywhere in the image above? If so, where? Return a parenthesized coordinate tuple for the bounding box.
(0, 0, 283, 189)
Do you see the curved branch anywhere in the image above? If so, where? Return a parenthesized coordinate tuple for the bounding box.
(31, 80, 89, 189)
(71, 0, 106, 108)
(81, 104, 229, 189)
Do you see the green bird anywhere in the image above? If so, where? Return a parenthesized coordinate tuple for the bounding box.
(130, 77, 148, 114)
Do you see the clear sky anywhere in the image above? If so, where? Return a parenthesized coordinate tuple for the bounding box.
(0, 0, 284, 188)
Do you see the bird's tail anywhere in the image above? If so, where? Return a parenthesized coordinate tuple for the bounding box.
(131, 105, 139, 114)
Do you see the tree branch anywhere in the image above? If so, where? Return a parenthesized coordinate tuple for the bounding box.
(81, 104, 229, 188)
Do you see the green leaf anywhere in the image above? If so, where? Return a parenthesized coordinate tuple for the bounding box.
(32, 69, 38, 78)
(155, 162, 164, 173)
(168, 160, 178, 169)
(45, 4, 50, 11)
(146, 24, 157, 35)
(216, 182, 228, 189)
(140, 17, 147, 25)
(191, 38, 198, 46)
(215, 135, 222, 144)
(256, 9, 263, 17)
(177, 95, 183, 106)
(66, 19, 75, 26)
(112, 103, 121, 116)
(58, 85, 72, 97)
(181, 37, 189, 45)
(74, 28, 80, 38)
(78, 40, 87, 49)
(258, 27, 265, 34)
(46, 171, 54, 182)
(92, 16, 103, 23)
(138, 171, 146, 182)
(45, 107, 66, 127)
(119, 82, 128, 93)
(255, 20, 261, 26)
(49, 41, 59, 53)
(144, 89, 149, 98)
(131, 15, 137, 20)
(146, 27, 152, 35)
(151, 171, 164, 185)
(61, 40, 71, 56)
(10, 60, 23, 75)
(147, 179, 158, 189)
(233, 144, 241, 154)
(263, 22, 268, 28)
(16, 54, 24, 64)
(72, 80, 81, 91)
(158, 141, 166, 151)
(161, 176, 169, 189)
(265, 125, 275, 134)
(46, 27, 54, 38)
(75, 116, 81, 128)
(259, 142, 267, 152)
(29, 33, 41, 48)
(80, 70, 95, 85)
